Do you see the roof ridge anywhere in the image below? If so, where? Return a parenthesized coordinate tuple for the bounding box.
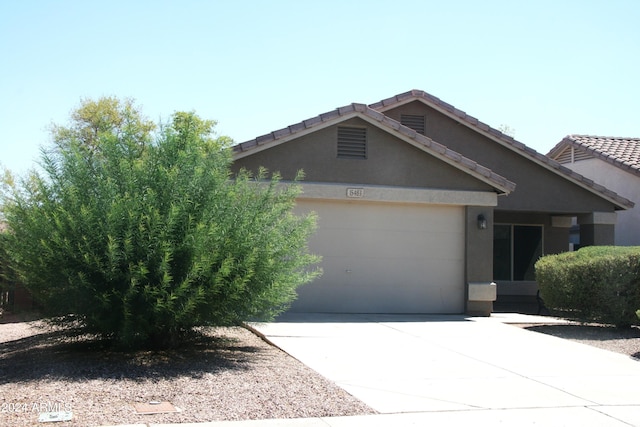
(233, 90, 634, 209)
(233, 102, 515, 194)
(368, 90, 634, 210)
(358, 106, 515, 191)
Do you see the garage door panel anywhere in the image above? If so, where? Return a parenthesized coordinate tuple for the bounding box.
(292, 200, 465, 313)
(295, 259, 464, 313)
(311, 229, 463, 260)
(305, 203, 461, 233)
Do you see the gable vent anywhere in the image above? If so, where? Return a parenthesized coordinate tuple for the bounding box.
(400, 114, 426, 135)
(574, 148, 595, 161)
(555, 146, 573, 164)
(337, 126, 367, 159)
(555, 146, 595, 164)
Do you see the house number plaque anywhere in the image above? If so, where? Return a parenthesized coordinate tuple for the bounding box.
(346, 188, 364, 198)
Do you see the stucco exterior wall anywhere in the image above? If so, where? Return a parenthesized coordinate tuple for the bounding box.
(232, 117, 493, 192)
(465, 206, 495, 315)
(384, 102, 618, 214)
(562, 158, 640, 246)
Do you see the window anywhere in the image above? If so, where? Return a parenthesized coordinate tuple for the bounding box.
(400, 114, 425, 135)
(493, 225, 543, 281)
(337, 126, 367, 159)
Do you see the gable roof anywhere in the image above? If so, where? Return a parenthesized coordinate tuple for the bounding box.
(233, 103, 515, 195)
(548, 135, 640, 178)
(369, 90, 634, 210)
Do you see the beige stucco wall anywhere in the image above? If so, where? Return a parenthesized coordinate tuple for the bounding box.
(563, 158, 640, 246)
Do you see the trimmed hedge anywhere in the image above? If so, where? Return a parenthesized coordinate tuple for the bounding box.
(535, 246, 640, 327)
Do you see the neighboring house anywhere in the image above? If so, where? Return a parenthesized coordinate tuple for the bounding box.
(232, 90, 633, 315)
(548, 136, 640, 246)
(0, 222, 34, 311)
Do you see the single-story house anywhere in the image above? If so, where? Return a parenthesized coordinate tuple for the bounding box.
(232, 90, 633, 315)
(548, 135, 640, 246)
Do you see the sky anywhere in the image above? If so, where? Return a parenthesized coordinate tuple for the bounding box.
(1, 0, 639, 176)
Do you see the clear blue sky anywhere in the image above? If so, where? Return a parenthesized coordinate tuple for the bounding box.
(1, 0, 639, 176)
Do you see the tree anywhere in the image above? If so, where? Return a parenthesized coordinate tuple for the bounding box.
(0, 98, 320, 348)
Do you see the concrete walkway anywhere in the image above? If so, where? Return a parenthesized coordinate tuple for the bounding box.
(149, 313, 640, 426)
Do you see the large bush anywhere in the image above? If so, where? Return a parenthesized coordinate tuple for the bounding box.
(0, 97, 320, 348)
(536, 246, 640, 327)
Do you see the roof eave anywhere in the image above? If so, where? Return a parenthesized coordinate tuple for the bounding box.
(371, 93, 633, 211)
(232, 104, 515, 196)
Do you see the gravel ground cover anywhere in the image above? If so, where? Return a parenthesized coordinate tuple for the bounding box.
(3, 312, 640, 427)
(0, 313, 374, 427)
(517, 322, 640, 359)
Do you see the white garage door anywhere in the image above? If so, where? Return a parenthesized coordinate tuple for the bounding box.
(290, 199, 465, 313)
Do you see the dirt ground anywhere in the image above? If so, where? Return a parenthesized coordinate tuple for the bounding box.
(0, 311, 374, 427)
(2, 310, 639, 427)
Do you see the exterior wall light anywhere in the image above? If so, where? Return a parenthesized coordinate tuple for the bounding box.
(477, 214, 487, 230)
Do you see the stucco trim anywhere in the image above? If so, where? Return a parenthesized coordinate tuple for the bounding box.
(468, 282, 497, 302)
(296, 182, 498, 206)
(578, 211, 617, 225)
(551, 216, 573, 228)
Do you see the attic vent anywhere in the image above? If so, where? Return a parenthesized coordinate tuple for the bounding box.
(400, 114, 425, 135)
(555, 147, 573, 164)
(337, 127, 367, 159)
(574, 148, 595, 161)
(555, 146, 595, 164)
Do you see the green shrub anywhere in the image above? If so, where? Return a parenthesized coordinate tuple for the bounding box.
(0, 98, 321, 348)
(536, 246, 640, 327)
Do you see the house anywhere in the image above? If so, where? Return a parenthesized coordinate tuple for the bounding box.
(548, 136, 640, 246)
(0, 222, 35, 311)
(232, 90, 633, 315)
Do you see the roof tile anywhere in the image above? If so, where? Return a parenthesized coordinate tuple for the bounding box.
(367, 91, 634, 209)
(256, 134, 273, 145)
(303, 116, 322, 128)
(236, 139, 257, 152)
(398, 125, 418, 139)
(320, 110, 339, 122)
(272, 128, 291, 139)
(550, 135, 640, 177)
(385, 117, 401, 131)
(452, 108, 466, 119)
(353, 103, 367, 113)
(365, 108, 385, 122)
(232, 90, 638, 204)
(288, 122, 306, 133)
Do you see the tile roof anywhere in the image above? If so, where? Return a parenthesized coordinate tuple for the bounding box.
(233, 103, 516, 194)
(233, 90, 634, 209)
(548, 135, 640, 177)
(368, 90, 634, 210)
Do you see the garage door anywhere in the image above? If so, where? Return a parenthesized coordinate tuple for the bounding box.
(290, 199, 465, 313)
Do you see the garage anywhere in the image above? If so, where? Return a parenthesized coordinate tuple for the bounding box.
(290, 199, 466, 313)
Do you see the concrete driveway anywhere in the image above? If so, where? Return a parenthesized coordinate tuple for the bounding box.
(244, 313, 640, 426)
